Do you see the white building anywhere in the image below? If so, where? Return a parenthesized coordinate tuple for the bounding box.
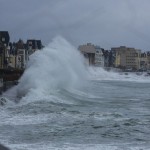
(95, 46, 104, 67)
(16, 49, 27, 69)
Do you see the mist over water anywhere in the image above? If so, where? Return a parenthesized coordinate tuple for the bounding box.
(88, 67, 150, 83)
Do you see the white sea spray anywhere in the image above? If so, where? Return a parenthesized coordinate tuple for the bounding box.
(16, 36, 87, 99)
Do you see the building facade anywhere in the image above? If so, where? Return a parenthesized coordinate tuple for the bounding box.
(111, 46, 141, 70)
(0, 31, 10, 69)
(15, 39, 27, 69)
(94, 46, 104, 67)
(27, 39, 42, 56)
(78, 43, 104, 67)
(78, 43, 95, 65)
(147, 52, 150, 70)
(140, 52, 148, 71)
(0, 31, 43, 70)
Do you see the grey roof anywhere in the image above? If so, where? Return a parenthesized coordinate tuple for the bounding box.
(78, 44, 95, 53)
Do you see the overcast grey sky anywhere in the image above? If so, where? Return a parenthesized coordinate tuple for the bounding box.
(0, 0, 150, 51)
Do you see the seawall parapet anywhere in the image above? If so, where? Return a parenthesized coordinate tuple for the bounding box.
(0, 69, 24, 94)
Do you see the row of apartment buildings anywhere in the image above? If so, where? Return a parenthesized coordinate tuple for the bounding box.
(79, 43, 150, 71)
(1, 31, 150, 71)
(0, 31, 43, 69)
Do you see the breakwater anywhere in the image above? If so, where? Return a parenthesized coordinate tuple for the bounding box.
(0, 69, 24, 94)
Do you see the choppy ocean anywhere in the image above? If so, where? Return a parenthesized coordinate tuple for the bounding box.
(0, 37, 150, 150)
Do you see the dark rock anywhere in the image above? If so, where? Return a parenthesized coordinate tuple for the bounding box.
(0, 144, 10, 150)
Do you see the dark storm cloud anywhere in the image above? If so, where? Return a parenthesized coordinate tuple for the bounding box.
(0, 0, 150, 50)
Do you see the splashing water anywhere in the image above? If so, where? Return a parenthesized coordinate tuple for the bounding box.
(88, 67, 150, 83)
(15, 36, 87, 99)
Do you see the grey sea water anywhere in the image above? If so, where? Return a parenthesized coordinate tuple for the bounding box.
(1, 78, 150, 150)
(0, 37, 150, 150)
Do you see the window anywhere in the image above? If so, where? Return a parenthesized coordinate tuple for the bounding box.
(29, 41, 32, 46)
(2, 37, 5, 42)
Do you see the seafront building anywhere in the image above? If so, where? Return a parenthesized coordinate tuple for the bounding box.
(27, 39, 42, 56)
(103, 50, 112, 67)
(94, 46, 104, 67)
(15, 39, 28, 69)
(78, 43, 95, 65)
(140, 52, 148, 71)
(111, 46, 150, 71)
(111, 46, 141, 70)
(147, 52, 150, 70)
(1, 31, 150, 72)
(78, 43, 105, 67)
(0, 31, 43, 70)
(0, 31, 10, 69)
(79, 43, 150, 71)
(0, 31, 43, 93)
